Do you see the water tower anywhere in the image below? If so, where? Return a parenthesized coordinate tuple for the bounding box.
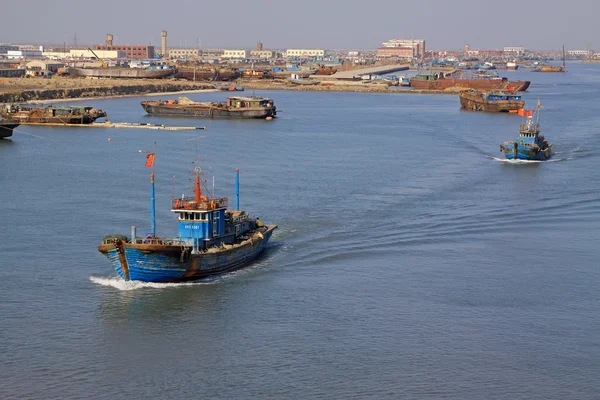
(106, 33, 114, 48)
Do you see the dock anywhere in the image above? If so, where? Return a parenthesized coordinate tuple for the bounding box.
(326, 64, 410, 80)
(17, 121, 207, 130)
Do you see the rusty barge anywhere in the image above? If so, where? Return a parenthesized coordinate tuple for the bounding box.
(459, 90, 525, 112)
(410, 73, 531, 91)
(2, 104, 107, 124)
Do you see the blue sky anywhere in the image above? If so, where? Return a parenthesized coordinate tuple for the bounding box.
(1, 0, 596, 51)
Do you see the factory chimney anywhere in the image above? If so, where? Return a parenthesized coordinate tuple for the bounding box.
(465, 44, 469, 54)
(161, 31, 167, 57)
(106, 33, 114, 48)
(257, 41, 263, 51)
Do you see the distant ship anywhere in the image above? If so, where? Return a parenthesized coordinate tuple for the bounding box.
(98, 156, 277, 283)
(500, 102, 552, 160)
(459, 90, 525, 113)
(141, 96, 276, 119)
(2, 104, 107, 125)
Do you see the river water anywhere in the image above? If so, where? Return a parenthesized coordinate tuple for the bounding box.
(1, 62, 599, 399)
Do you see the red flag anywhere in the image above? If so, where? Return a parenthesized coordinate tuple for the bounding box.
(525, 110, 533, 117)
(145, 153, 155, 168)
(517, 108, 525, 117)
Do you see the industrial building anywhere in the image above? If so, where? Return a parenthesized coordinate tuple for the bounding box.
(169, 49, 201, 59)
(222, 49, 248, 59)
(376, 47, 413, 59)
(95, 34, 155, 59)
(381, 39, 425, 58)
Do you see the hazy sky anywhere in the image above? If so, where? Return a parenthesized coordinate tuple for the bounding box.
(1, 0, 597, 51)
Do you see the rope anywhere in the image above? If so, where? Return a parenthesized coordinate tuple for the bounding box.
(9, 126, 56, 141)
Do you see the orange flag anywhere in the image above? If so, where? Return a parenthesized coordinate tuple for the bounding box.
(517, 108, 525, 117)
(145, 153, 155, 168)
(525, 110, 533, 117)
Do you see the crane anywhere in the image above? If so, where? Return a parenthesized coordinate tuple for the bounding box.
(88, 48, 108, 69)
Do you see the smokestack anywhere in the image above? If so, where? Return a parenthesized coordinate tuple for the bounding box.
(257, 41, 263, 51)
(465, 44, 469, 54)
(161, 30, 167, 57)
(106, 33, 113, 48)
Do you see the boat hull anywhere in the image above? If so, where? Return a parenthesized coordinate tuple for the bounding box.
(68, 67, 174, 79)
(0, 121, 19, 138)
(98, 225, 276, 282)
(410, 78, 530, 91)
(141, 103, 276, 119)
(500, 143, 552, 160)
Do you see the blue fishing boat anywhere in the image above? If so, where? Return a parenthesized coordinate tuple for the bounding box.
(500, 102, 552, 160)
(98, 153, 277, 282)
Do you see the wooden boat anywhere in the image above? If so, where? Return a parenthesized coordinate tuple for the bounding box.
(0, 120, 19, 139)
(459, 90, 525, 112)
(500, 102, 552, 160)
(410, 73, 530, 91)
(98, 161, 277, 282)
(141, 96, 276, 119)
(174, 67, 240, 81)
(1, 104, 107, 124)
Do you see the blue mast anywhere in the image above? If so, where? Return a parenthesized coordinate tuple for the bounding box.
(236, 168, 240, 210)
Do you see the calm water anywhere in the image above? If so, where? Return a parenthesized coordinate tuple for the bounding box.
(1, 63, 599, 399)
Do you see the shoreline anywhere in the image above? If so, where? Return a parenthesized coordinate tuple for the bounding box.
(0, 77, 463, 104)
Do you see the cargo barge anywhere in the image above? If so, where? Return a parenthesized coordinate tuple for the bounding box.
(2, 104, 107, 124)
(141, 96, 276, 119)
(410, 74, 530, 91)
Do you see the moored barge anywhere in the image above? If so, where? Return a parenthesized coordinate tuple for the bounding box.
(2, 104, 107, 124)
(141, 96, 276, 119)
(410, 73, 530, 91)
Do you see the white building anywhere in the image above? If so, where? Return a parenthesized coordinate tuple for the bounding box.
(169, 48, 201, 59)
(6, 50, 43, 59)
(222, 49, 248, 59)
(69, 49, 125, 59)
(250, 50, 275, 59)
(504, 46, 527, 54)
(285, 49, 325, 58)
(568, 49, 592, 57)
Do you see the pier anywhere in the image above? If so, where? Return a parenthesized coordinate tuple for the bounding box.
(324, 64, 410, 79)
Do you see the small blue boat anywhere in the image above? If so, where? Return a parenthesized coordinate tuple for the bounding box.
(98, 156, 277, 282)
(500, 102, 552, 160)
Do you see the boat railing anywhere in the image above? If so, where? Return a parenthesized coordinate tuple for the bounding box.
(172, 196, 229, 210)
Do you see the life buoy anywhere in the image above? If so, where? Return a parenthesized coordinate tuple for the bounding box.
(210, 200, 216, 209)
(175, 199, 183, 208)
